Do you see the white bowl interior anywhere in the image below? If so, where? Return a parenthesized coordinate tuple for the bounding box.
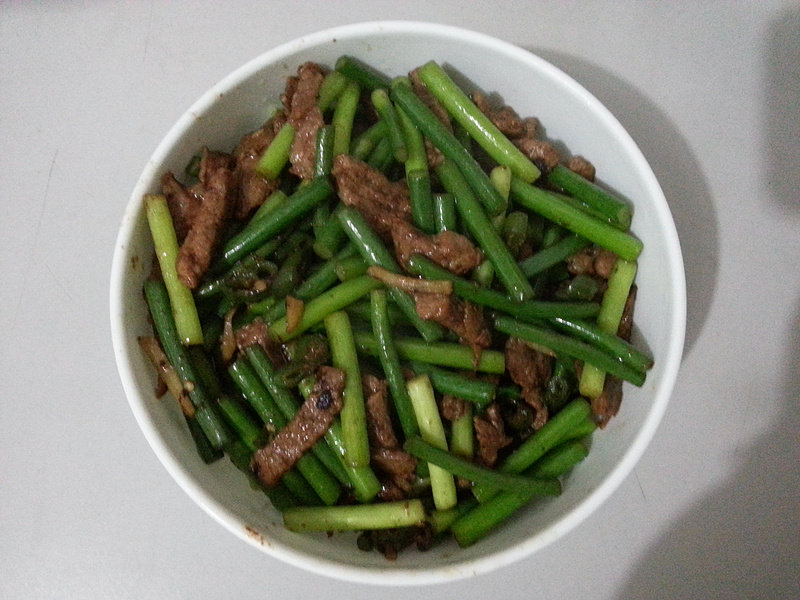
(110, 21, 685, 585)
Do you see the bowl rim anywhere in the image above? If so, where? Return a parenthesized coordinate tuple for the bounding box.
(110, 19, 686, 585)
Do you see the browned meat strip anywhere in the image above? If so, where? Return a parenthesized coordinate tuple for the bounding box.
(440, 394, 470, 421)
(250, 366, 345, 487)
(520, 116, 540, 139)
(232, 115, 285, 219)
(161, 172, 199, 242)
(471, 90, 525, 138)
(372, 448, 418, 499)
(515, 137, 561, 174)
(161, 148, 231, 244)
(328, 151, 485, 275)
(508, 109, 560, 174)
(332, 154, 412, 236)
(617, 285, 637, 341)
(390, 219, 483, 275)
(234, 319, 267, 352)
(591, 375, 623, 429)
(198, 148, 233, 182)
(284, 62, 325, 181)
(473, 403, 512, 467)
(364, 375, 399, 450)
(591, 286, 637, 427)
(334, 153, 480, 276)
(565, 247, 593, 276)
(504, 337, 551, 429)
(414, 292, 491, 365)
(362, 374, 418, 499)
(234, 317, 283, 365)
(566, 155, 596, 182)
(175, 148, 235, 288)
(593, 249, 618, 280)
(566, 245, 618, 280)
(333, 155, 477, 278)
(280, 72, 298, 109)
(332, 154, 483, 275)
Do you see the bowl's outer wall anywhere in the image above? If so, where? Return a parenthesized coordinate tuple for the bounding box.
(111, 22, 685, 584)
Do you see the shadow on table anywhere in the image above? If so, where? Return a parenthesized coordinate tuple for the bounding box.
(764, 7, 800, 213)
(533, 15, 800, 595)
(613, 295, 800, 599)
(526, 47, 717, 359)
(612, 12, 800, 598)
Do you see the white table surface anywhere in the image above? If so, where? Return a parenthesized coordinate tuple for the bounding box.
(2, 2, 798, 598)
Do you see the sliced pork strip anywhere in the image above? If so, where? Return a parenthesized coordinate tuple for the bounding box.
(161, 171, 200, 242)
(232, 115, 285, 218)
(332, 154, 412, 237)
(414, 292, 491, 365)
(362, 374, 418, 498)
(390, 219, 483, 275)
(473, 403, 512, 467)
(364, 375, 400, 450)
(471, 89, 525, 138)
(176, 148, 235, 288)
(250, 366, 345, 487)
(504, 337, 551, 430)
(284, 61, 325, 181)
(566, 155, 596, 182)
(591, 285, 638, 428)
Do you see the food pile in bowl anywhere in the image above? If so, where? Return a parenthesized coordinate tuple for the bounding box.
(111, 22, 684, 584)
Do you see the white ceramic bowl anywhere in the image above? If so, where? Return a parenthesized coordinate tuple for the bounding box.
(110, 21, 685, 585)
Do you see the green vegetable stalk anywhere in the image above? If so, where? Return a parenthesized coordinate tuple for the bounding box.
(144, 194, 204, 345)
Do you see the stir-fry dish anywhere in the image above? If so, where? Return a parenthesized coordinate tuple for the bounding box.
(139, 56, 653, 558)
